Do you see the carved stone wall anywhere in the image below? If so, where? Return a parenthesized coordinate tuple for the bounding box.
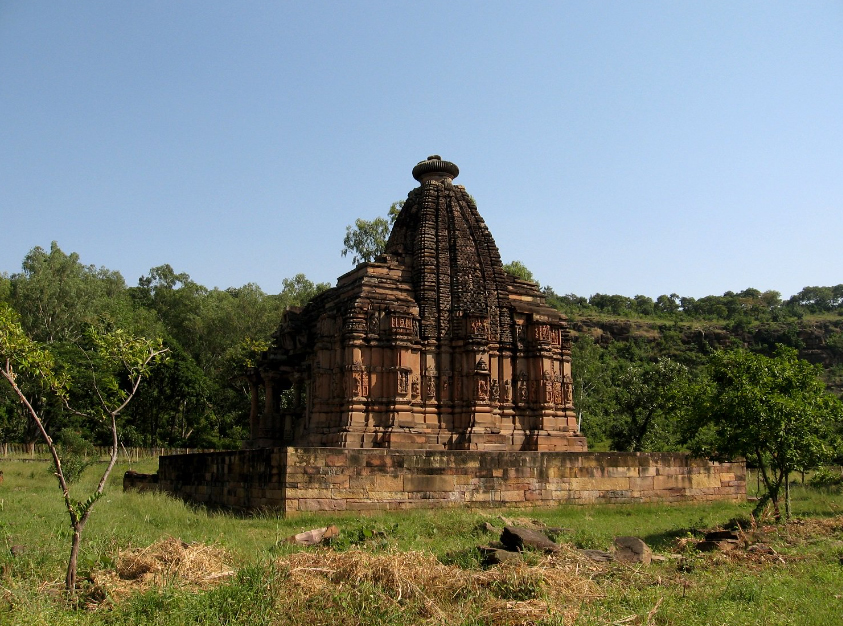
(248, 157, 585, 452)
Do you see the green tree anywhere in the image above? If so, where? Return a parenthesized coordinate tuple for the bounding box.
(688, 346, 843, 520)
(6, 244, 156, 444)
(609, 357, 690, 452)
(341, 202, 402, 265)
(503, 260, 537, 285)
(11, 242, 144, 343)
(571, 335, 613, 442)
(0, 304, 167, 593)
(280, 274, 331, 308)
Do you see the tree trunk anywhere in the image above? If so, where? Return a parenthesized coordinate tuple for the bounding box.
(785, 472, 791, 520)
(66, 526, 81, 593)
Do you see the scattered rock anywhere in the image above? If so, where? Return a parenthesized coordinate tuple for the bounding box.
(478, 545, 522, 566)
(9, 545, 25, 557)
(479, 521, 502, 535)
(613, 536, 652, 565)
(501, 526, 560, 553)
(123, 470, 159, 492)
(284, 525, 340, 546)
(704, 530, 741, 542)
(696, 540, 739, 552)
(746, 543, 776, 555)
(650, 554, 667, 563)
(579, 549, 614, 562)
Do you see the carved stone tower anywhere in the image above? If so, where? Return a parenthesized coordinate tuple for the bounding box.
(247, 156, 586, 452)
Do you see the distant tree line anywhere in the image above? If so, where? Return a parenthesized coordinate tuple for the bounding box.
(544, 285, 843, 323)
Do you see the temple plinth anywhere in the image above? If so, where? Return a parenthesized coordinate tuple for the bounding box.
(248, 156, 586, 452)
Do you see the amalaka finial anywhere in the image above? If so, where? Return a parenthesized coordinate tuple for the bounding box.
(412, 155, 459, 183)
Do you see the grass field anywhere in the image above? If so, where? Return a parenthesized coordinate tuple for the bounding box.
(1, 457, 842, 625)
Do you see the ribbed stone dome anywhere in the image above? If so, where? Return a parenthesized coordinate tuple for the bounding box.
(385, 157, 512, 343)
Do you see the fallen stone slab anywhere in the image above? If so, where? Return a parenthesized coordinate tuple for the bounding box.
(501, 526, 560, 553)
(579, 549, 614, 562)
(284, 525, 340, 546)
(613, 536, 652, 565)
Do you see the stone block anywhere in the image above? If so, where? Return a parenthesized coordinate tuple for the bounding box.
(404, 475, 455, 492)
(570, 477, 630, 491)
(365, 455, 394, 468)
(298, 498, 347, 512)
(653, 475, 692, 490)
(286, 488, 333, 499)
(374, 475, 404, 491)
(690, 473, 723, 489)
(629, 477, 655, 491)
(347, 500, 388, 510)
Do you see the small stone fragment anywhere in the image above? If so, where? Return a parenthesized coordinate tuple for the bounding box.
(613, 536, 653, 565)
(478, 545, 522, 565)
(746, 543, 776, 555)
(284, 525, 340, 546)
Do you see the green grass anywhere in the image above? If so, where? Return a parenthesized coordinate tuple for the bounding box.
(1, 457, 843, 625)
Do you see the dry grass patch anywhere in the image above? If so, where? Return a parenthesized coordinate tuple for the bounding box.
(276, 545, 602, 625)
(88, 536, 234, 605)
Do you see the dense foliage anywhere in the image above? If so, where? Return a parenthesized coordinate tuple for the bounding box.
(1, 243, 328, 450)
(2, 242, 841, 463)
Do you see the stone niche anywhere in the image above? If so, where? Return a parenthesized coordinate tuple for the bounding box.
(246, 156, 586, 452)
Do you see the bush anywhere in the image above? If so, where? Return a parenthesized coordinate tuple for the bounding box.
(53, 428, 96, 484)
(809, 466, 843, 492)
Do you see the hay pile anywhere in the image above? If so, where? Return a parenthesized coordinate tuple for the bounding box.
(89, 537, 234, 604)
(277, 545, 601, 625)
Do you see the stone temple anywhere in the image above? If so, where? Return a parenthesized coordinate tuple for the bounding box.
(149, 156, 745, 513)
(246, 156, 587, 452)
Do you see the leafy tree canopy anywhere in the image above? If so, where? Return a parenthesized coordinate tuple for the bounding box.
(341, 201, 402, 265)
(503, 260, 537, 285)
(688, 345, 843, 519)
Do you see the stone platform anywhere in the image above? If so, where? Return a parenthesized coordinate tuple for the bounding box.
(155, 448, 745, 514)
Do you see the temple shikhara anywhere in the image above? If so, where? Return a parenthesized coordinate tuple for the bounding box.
(247, 156, 586, 452)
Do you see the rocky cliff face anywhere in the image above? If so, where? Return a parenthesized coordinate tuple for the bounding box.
(570, 316, 843, 390)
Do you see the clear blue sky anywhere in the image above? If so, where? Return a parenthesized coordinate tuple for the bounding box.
(2, 2, 841, 300)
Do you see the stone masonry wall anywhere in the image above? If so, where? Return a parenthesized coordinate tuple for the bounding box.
(157, 448, 745, 514)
